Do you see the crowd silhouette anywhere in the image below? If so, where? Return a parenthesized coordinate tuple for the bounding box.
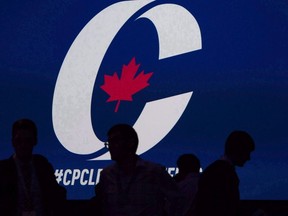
(0, 119, 269, 216)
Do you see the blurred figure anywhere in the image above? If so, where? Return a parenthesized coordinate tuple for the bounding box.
(0, 118, 66, 216)
(188, 130, 255, 216)
(97, 123, 182, 216)
(173, 154, 200, 215)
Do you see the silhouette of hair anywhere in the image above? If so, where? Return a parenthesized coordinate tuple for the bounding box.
(177, 154, 200, 173)
(12, 118, 38, 138)
(225, 130, 255, 156)
(107, 123, 138, 153)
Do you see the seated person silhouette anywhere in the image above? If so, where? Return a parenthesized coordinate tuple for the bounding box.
(96, 123, 182, 216)
(188, 130, 255, 216)
(0, 118, 66, 216)
(173, 154, 200, 215)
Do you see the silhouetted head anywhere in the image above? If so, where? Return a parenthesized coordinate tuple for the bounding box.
(177, 153, 200, 173)
(106, 124, 138, 162)
(12, 119, 37, 162)
(224, 130, 255, 167)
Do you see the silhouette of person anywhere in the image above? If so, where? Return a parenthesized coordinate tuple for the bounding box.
(188, 130, 255, 216)
(96, 123, 182, 216)
(0, 118, 66, 216)
(173, 154, 200, 215)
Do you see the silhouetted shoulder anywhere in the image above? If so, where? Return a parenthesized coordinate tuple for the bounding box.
(193, 160, 240, 216)
(203, 160, 234, 175)
(32, 154, 49, 161)
(101, 158, 165, 175)
(200, 160, 238, 185)
(137, 158, 166, 172)
(0, 158, 11, 166)
(0, 157, 16, 173)
(100, 161, 118, 174)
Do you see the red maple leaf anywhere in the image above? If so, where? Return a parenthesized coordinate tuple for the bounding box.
(100, 57, 153, 112)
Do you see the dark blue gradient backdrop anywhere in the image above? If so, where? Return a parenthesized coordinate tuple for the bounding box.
(0, 0, 287, 200)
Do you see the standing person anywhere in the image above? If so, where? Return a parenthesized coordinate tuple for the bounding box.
(0, 118, 66, 216)
(173, 154, 200, 215)
(97, 123, 182, 216)
(188, 130, 255, 216)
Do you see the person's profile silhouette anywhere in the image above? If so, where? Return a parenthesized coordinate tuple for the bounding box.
(96, 123, 182, 216)
(188, 130, 255, 216)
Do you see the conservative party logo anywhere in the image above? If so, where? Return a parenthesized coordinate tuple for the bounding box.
(52, 0, 202, 160)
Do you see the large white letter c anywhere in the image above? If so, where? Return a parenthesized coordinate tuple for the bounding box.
(52, 0, 202, 159)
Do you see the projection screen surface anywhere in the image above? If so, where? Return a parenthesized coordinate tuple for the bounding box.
(0, 0, 287, 199)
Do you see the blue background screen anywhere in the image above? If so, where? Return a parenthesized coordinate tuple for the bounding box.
(0, 0, 287, 200)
